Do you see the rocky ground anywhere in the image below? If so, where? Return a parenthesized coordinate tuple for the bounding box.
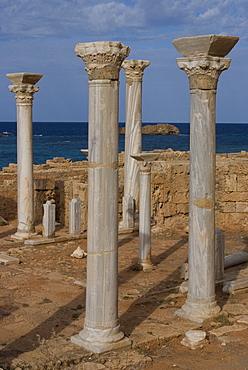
(0, 221, 248, 369)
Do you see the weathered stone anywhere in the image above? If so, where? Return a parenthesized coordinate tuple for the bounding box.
(121, 59, 150, 228)
(7, 72, 42, 240)
(172, 34, 239, 58)
(223, 278, 248, 294)
(174, 34, 238, 323)
(71, 41, 131, 353)
(0, 253, 20, 265)
(181, 330, 207, 349)
(69, 198, 81, 235)
(43, 201, 55, 238)
(131, 152, 160, 270)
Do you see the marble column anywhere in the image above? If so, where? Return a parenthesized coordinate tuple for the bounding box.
(172, 35, 239, 323)
(7, 73, 43, 240)
(121, 60, 150, 228)
(131, 153, 159, 270)
(71, 41, 131, 353)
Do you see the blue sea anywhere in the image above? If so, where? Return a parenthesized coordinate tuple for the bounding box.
(0, 121, 248, 170)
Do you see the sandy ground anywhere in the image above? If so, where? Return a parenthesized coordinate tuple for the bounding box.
(0, 220, 248, 369)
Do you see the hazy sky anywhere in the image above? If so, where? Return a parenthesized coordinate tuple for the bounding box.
(0, 0, 248, 123)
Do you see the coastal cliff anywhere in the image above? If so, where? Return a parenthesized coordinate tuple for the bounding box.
(119, 123, 180, 135)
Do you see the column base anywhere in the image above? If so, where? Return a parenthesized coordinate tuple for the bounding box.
(139, 259, 153, 271)
(175, 300, 221, 323)
(11, 230, 37, 241)
(71, 325, 131, 354)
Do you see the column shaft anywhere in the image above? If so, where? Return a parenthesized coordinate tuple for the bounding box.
(121, 60, 150, 228)
(71, 41, 131, 353)
(139, 169, 152, 268)
(187, 89, 216, 305)
(86, 80, 119, 329)
(16, 102, 35, 234)
(124, 79, 142, 201)
(7, 73, 43, 240)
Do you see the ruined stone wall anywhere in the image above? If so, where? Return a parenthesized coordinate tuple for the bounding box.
(1, 151, 248, 232)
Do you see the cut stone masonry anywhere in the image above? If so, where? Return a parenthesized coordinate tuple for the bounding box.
(1, 151, 248, 232)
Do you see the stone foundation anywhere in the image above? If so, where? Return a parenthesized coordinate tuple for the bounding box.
(1, 150, 248, 232)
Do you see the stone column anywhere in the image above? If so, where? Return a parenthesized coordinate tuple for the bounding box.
(121, 60, 150, 228)
(7, 73, 43, 240)
(71, 41, 131, 353)
(131, 153, 159, 270)
(172, 35, 239, 323)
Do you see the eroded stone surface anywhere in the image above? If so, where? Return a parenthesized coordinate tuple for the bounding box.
(181, 330, 207, 349)
(172, 34, 239, 57)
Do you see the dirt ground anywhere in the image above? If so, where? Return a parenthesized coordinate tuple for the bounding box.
(0, 220, 248, 369)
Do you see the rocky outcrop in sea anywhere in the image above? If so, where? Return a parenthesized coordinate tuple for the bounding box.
(119, 123, 180, 135)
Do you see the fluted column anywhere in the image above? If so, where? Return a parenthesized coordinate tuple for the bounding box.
(121, 60, 150, 228)
(131, 153, 159, 270)
(71, 41, 131, 353)
(7, 73, 43, 240)
(173, 35, 239, 323)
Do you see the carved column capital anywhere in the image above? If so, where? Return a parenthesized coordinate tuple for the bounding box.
(176, 56, 231, 90)
(7, 73, 42, 104)
(122, 59, 150, 81)
(8, 84, 40, 104)
(75, 41, 130, 80)
(131, 152, 159, 171)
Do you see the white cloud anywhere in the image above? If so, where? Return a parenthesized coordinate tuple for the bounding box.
(0, 0, 247, 42)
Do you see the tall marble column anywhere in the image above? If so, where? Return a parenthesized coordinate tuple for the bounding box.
(121, 60, 150, 228)
(71, 41, 131, 353)
(7, 73, 43, 240)
(131, 153, 159, 270)
(172, 35, 239, 323)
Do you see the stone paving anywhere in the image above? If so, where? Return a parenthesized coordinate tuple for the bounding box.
(0, 220, 248, 369)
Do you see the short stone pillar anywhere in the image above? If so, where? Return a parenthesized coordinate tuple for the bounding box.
(43, 201, 55, 238)
(215, 227, 225, 280)
(71, 41, 131, 353)
(7, 73, 43, 240)
(131, 152, 159, 270)
(173, 35, 239, 322)
(121, 60, 150, 228)
(69, 198, 81, 235)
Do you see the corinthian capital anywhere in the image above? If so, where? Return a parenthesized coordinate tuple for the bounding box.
(176, 56, 231, 90)
(75, 41, 130, 80)
(7, 73, 43, 103)
(122, 59, 150, 80)
(8, 84, 40, 103)
(172, 34, 239, 90)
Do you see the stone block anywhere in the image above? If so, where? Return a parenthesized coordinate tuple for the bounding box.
(237, 175, 248, 191)
(220, 192, 248, 202)
(225, 174, 237, 191)
(216, 201, 236, 213)
(177, 203, 189, 214)
(0, 254, 19, 265)
(210, 323, 248, 337)
(236, 202, 248, 213)
(163, 203, 177, 217)
(163, 214, 188, 231)
(172, 192, 188, 204)
(215, 212, 225, 228)
(224, 213, 247, 231)
(151, 172, 165, 184)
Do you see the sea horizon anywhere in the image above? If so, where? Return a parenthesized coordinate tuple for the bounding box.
(1, 121, 248, 170)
